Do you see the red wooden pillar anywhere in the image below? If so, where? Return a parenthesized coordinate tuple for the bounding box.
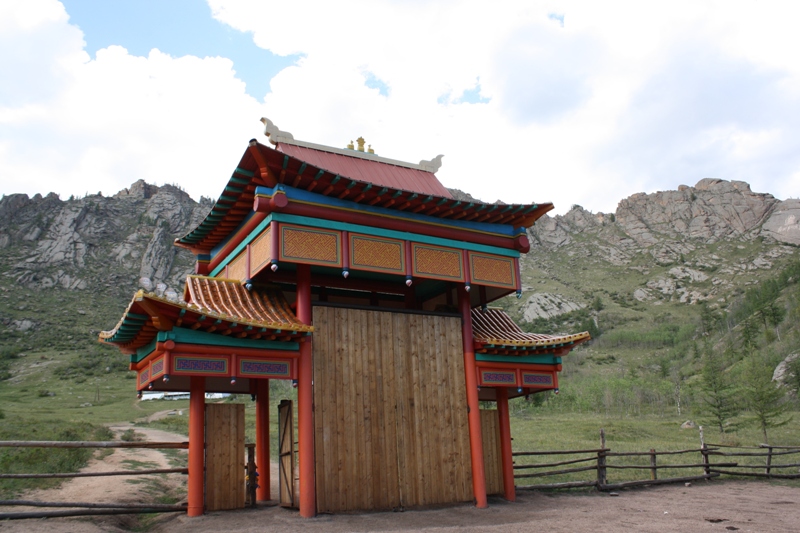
(188, 376, 205, 516)
(255, 378, 270, 501)
(496, 387, 516, 501)
(296, 264, 316, 517)
(458, 290, 488, 508)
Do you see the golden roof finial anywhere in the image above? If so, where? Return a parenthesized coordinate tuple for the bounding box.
(346, 140, 354, 150)
(356, 136, 365, 152)
(368, 144, 374, 154)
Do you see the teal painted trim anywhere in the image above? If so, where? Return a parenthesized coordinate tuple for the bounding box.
(234, 167, 255, 177)
(271, 213, 520, 258)
(128, 328, 299, 363)
(282, 155, 289, 169)
(475, 354, 562, 365)
(209, 214, 273, 277)
(297, 163, 307, 176)
(131, 338, 158, 363)
(157, 328, 300, 351)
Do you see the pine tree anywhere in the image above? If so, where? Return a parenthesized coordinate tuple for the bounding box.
(700, 342, 739, 433)
(741, 355, 792, 444)
(741, 317, 760, 354)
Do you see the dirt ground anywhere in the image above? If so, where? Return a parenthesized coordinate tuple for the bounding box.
(1, 420, 799, 533)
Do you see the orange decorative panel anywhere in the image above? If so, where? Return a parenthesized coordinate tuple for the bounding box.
(280, 224, 341, 267)
(412, 243, 464, 282)
(350, 234, 404, 274)
(469, 252, 516, 289)
(227, 252, 247, 282)
(150, 356, 166, 379)
(250, 226, 272, 276)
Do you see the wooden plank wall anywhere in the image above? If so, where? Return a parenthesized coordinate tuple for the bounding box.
(313, 306, 473, 513)
(205, 403, 245, 511)
(480, 409, 504, 495)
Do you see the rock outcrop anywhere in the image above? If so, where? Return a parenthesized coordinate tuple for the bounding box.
(518, 178, 798, 320)
(762, 199, 800, 246)
(615, 179, 779, 246)
(0, 182, 210, 296)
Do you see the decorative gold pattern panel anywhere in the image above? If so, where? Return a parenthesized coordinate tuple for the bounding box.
(249, 226, 272, 276)
(350, 234, 404, 274)
(469, 252, 516, 289)
(227, 252, 247, 282)
(280, 224, 341, 267)
(412, 243, 464, 281)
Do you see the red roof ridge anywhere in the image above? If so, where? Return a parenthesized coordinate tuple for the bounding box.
(261, 117, 443, 173)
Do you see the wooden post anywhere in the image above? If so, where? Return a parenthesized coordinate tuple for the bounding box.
(458, 290, 488, 508)
(495, 387, 515, 502)
(766, 446, 773, 478)
(699, 426, 710, 478)
(246, 444, 257, 507)
(649, 449, 657, 480)
(188, 376, 205, 517)
(296, 264, 316, 517)
(597, 428, 607, 488)
(255, 379, 270, 501)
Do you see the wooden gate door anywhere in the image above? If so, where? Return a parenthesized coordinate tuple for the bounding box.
(312, 306, 473, 512)
(278, 399, 295, 508)
(205, 403, 245, 511)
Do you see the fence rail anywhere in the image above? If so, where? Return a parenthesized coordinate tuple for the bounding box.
(0, 440, 258, 520)
(514, 428, 800, 491)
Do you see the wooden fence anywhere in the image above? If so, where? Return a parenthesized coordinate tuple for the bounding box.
(0, 440, 258, 520)
(514, 429, 800, 491)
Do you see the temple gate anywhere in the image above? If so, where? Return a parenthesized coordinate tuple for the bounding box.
(99, 119, 590, 517)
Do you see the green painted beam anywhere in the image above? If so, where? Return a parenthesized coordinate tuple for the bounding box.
(129, 327, 300, 363)
(475, 354, 562, 365)
(234, 167, 255, 177)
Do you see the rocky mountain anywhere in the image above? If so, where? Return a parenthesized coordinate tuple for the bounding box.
(0, 181, 211, 350)
(515, 178, 799, 321)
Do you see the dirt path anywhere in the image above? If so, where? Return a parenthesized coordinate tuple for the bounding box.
(0, 421, 191, 532)
(155, 480, 800, 533)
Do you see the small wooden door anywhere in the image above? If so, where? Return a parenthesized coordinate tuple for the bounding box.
(205, 403, 246, 511)
(480, 409, 504, 495)
(278, 399, 295, 508)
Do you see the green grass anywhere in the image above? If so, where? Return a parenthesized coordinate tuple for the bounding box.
(0, 348, 181, 423)
(508, 410, 800, 487)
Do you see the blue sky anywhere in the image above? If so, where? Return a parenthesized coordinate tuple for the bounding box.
(61, 0, 298, 99)
(1, 0, 798, 215)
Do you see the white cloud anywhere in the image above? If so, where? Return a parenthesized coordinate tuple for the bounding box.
(0, 0, 265, 202)
(2, 0, 800, 216)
